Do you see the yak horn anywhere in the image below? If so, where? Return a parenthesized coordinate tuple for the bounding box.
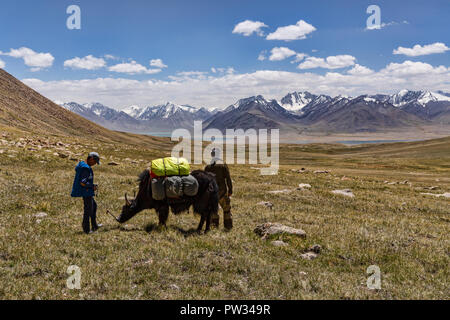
(125, 193, 131, 206)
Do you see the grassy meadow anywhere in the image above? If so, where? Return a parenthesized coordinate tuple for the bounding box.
(0, 127, 448, 299)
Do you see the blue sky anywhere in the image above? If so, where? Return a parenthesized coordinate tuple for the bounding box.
(0, 0, 449, 108)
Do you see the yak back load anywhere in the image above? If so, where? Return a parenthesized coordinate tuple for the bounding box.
(150, 157, 199, 200)
(151, 157, 190, 177)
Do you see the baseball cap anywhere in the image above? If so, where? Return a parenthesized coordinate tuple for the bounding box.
(88, 152, 101, 165)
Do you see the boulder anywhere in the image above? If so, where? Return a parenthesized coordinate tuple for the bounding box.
(268, 189, 293, 194)
(300, 252, 318, 260)
(257, 201, 274, 210)
(255, 223, 306, 240)
(421, 192, 450, 198)
(271, 240, 288, 247)
(332, 189, 355, 198)
(34, 212, 48, 218)
(297, 183, 311, 191)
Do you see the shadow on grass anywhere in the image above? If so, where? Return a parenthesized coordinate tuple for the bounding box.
(145, 222, 200, 237)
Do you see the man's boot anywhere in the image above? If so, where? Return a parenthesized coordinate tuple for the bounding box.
(224, 211, 233, 231)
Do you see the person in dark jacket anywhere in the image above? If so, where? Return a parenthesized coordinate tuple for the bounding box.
(205, 148, 233, 230)
(71, 152, 102, 234)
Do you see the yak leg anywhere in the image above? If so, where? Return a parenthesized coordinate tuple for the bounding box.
(204, 214, 211, 233)
(197, 215, 206, 233)
(157, 206, 169, 226)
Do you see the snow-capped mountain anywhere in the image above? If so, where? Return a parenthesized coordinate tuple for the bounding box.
(205, 95, 301, 131)
(280, 91, 318, 113)
(388, 90, 450, 107)
(62, 101, 215, 133)
(122, 105, 145, 119)
(137, 102, 199, 120)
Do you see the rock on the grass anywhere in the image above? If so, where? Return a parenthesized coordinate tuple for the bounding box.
(314, 170, 330, 174)
(421, 192, 450, 198)
(297, 183, 311, 190)
(268, 189, 293, 194)
(34, 212, 48, 218)
(308, 244, 322, 254)
(300, 252, 318, 260)
(257, 201, 274, 209)
(271, 240, 288, 247)
(169, 284, 180, 291)
(108, 162, 120, 166)
(254, 223, 306, 240)
(332, 189, 355, 198)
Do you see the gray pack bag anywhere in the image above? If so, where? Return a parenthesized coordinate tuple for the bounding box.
(165, 176, 183, 198)
(152, 178, 166, 201)
(182, 175, 199, 196)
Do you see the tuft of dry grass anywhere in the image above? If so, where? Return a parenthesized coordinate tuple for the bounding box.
(0, 129, 448, 299)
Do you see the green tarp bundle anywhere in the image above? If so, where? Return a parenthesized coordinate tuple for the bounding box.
(151, 157, 190, 177)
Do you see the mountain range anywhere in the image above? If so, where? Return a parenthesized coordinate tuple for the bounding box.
(61, 89, 450, 135)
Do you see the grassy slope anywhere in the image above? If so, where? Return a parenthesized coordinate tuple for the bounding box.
(0, 128, 448, 299)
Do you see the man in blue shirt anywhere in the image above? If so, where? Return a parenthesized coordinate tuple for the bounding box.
(71, 152, 102, 234)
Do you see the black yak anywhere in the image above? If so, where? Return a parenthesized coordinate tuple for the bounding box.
(117, 169, 219, 233)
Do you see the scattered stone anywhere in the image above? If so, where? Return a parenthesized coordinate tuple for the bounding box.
(257, 201, 274, 210)
(332, 189, 355, 198)
(254, 223, 306, 240)
(297, 183, 311, 190)
(308, 244, 322, 254)
(300, 252, 318, 260)
(424, 186, 439, 190)
(314, 170, 329, 174)
(421, 192, 450, 198)
(341, 176, 352, 181)
(271, 240, 288, 247)
(268, 189, 292, 194)
(169, 284, 180, 291)
(69, 157, 79, 162)
(291, 168, 308, 173)
(108, 162, 120, 166)
(0, 149, 4, 154)
(34, 212, 48, 218)
(57, 153, 69, 159)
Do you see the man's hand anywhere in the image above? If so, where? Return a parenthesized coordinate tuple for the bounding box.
(94, 185, 98, 191)
(228, 192, 233, 197)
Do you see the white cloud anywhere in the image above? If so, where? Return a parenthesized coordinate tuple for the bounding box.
(150, 59, 168, 68)
(380, 60, 448, 76)
(108, 60, 161, 75)
(0, 59, 5, 69)
(64, 55, 106, 70)
(258, 51, 267, 61)
(298, 55, 356, 69)
(347, 64, 374, 75)
(291, 53, 307, 63)
(366, 20, 409, 31)
(269, 47, 297, 61)
(393, 42, 449, 57)
(23, 60, 450, 109)
(266, 20, 316, 41)
(232, 20, 268, 36)
(2, 47, 54, 71)
(104, 54, 119, 60)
